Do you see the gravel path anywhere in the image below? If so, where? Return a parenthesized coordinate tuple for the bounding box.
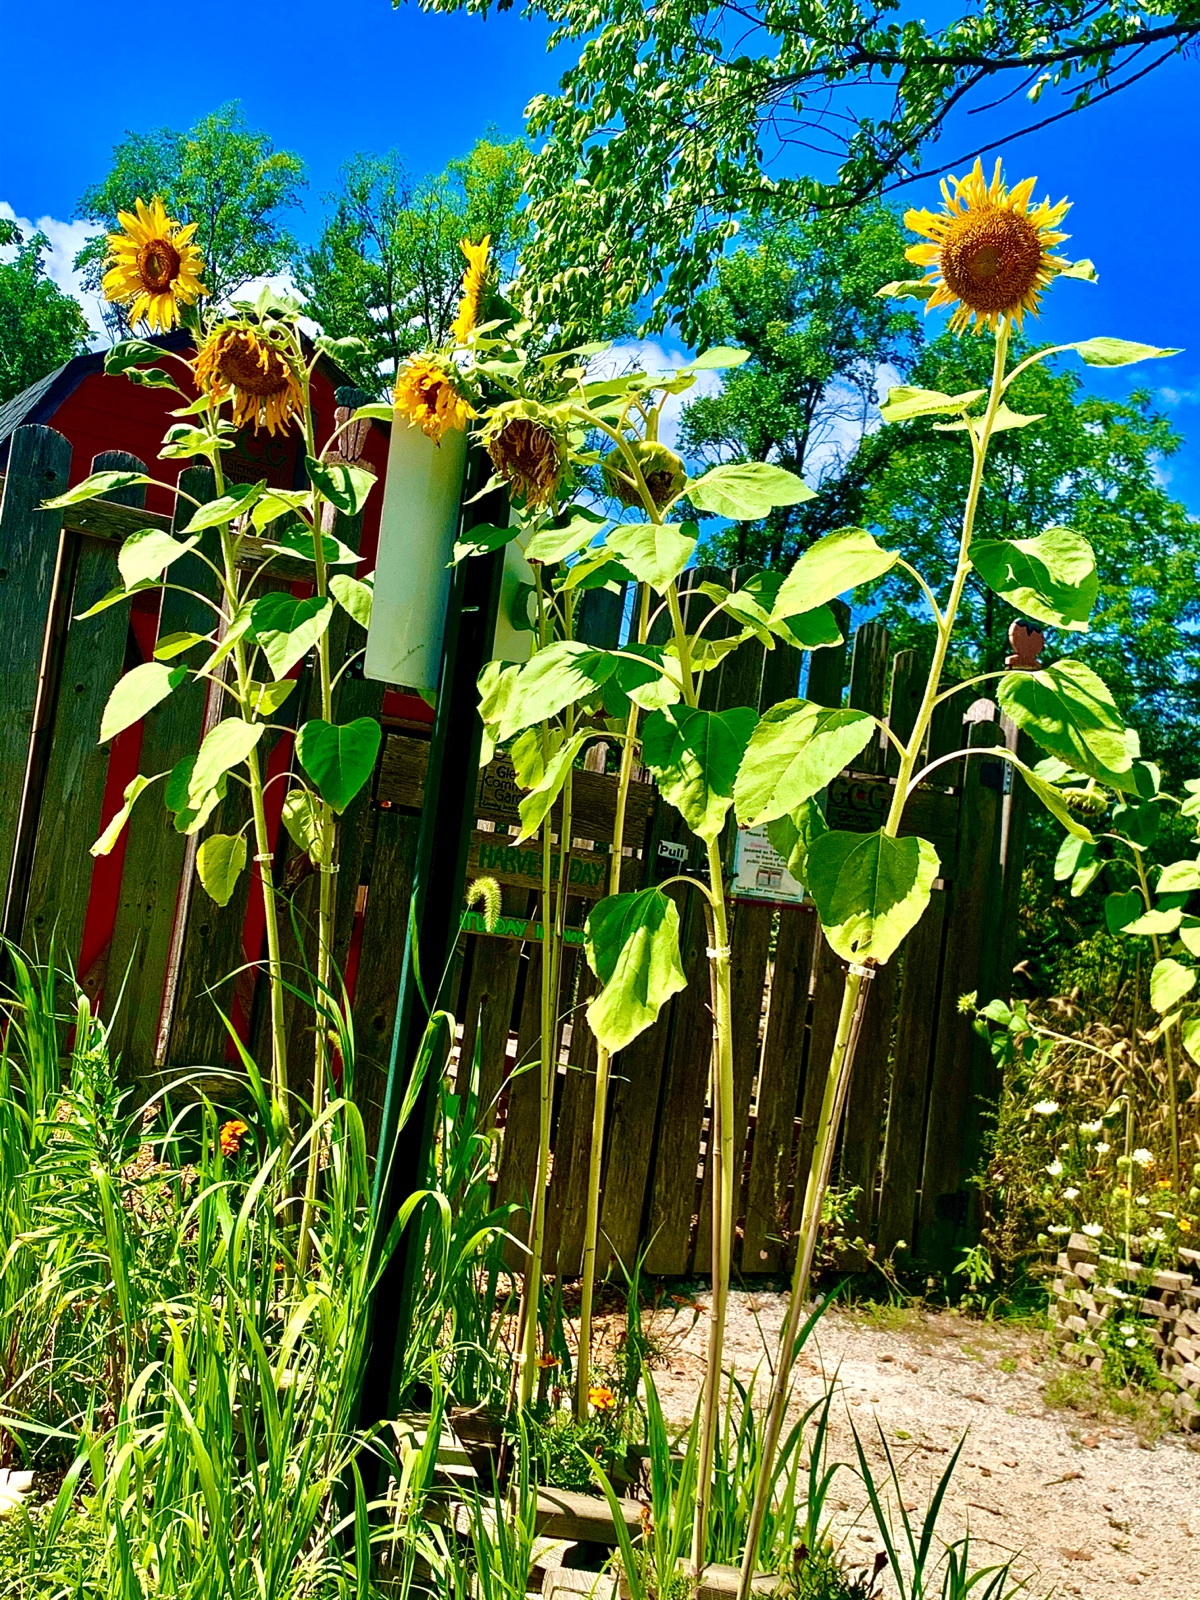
(626, 1291, 1200, 1599)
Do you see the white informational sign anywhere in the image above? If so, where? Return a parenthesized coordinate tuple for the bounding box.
(731, 825, 806, 905)
(364, 421, 467, 692)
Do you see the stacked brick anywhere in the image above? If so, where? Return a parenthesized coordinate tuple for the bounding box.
(1050, 1235, 1200, 1432)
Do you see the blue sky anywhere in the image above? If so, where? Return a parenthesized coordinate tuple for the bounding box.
(1, 1, 1196, 503)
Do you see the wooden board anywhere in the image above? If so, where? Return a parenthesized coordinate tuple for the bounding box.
(496, 942, 553, 1249)
(846, 619, 889, 774)
(349, 807, 421, 1152)
(874, 890, 947, 1257)
(455, 887, 529, 1123)
(804, 601, 850, 709)
(741, 905, 818, 1271)
(543, 960, 600, 1274)
(596, 987, 674, 1272)
(102, 467, 218, 1078)
(884, 648, 923, 776)
(917, 722, 1002, 1268)
(788, 932, 845, 1246)
(642, 888, 715, 1275)
(22, 452, 146, 961)
(694, 897, 772, 1275)
(838, 958, 898, 1250)
(0, 426, 71, 932)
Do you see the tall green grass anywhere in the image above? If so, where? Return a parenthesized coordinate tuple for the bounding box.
(0, 946, 505, 1599)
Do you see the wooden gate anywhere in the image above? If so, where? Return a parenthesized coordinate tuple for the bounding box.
(1, 425, 1026, 1275)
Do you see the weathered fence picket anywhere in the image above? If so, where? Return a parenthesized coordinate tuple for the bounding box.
(0, 423, 1026, 1277)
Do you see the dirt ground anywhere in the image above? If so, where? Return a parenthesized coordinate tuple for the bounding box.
(602, 1288, 1200, 1600)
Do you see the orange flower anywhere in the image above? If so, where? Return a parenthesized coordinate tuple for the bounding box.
(537, 1353, 561, 1369)
(588, 1384, 617, 1412)
(219, 1118, 249, 1157)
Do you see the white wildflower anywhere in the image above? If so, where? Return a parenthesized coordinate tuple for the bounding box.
(1082, 1222, 1103, 1238)
(1033, 1099, 1059, 1115)
(1132, 1148, 1154, 1168)
(1095, 1143, 1111, 1155)
(1063, 1186, 1080, 1200)
(1079, 1120, 1103, 1137)
(1046, 1160, 1064, 1177)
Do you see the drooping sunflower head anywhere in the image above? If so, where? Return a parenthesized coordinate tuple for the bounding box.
(394, 356, 477, 443)
(451, 236, 493, 345)
(102, 196, 206, 333)
(904, 159, 1071, 334)
(601, 439, 687, 511)
(195, 322, 304, 436)
(481, 399, 570, 508)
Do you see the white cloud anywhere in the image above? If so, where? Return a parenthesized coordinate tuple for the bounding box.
(587, 338, 724, 453)
(0, 202, 107, 342)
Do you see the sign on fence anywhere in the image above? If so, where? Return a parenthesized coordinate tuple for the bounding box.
(730, 826, 805, 905)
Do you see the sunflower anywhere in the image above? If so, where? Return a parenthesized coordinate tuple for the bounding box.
(482, 400, 568, 508)
(602, 439, 687, 511)
(394, 356, 476, 443)
(904, 159, 1071, 334)
(452, 236, 492, 344)
(102, 196, 206, 332)
(195, 324, 304, 436)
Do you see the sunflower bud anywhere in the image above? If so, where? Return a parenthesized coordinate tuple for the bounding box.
(1061, 786, 1108, 816)
(601, 440, 687, 511)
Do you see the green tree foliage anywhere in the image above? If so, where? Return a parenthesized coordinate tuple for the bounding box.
(73, 103, 306, 334)
(421, 0, 1195, 338)
(679, 209, 918, 564)
(0, 220, 92, 403)
(295, 137, 527, 395)
(864, 333, 1200, 770)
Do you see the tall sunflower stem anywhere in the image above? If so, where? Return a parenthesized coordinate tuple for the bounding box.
(210, 444, 290, 1145)
(735, 319, 1012, 1600)
(691, 839, 734, 1577)
(297, 398, 336, 1281)
(575, 584, 648, 1420)
(735, 971, 870, 1591)
(519, 569, 564, 1410)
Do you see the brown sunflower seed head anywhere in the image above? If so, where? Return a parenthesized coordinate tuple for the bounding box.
(482, 399, 569, 509)
(601, 439, 687, 511)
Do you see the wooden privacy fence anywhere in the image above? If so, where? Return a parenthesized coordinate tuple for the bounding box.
(1, 423, 1027, 1277)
